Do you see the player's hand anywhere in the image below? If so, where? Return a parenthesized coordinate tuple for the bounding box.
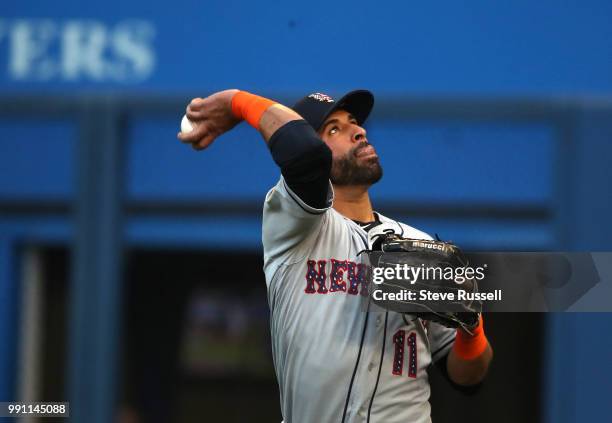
(177, 89, 241, 150)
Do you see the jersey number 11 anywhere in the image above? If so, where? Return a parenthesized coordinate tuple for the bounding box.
(392, 330, 417, 378)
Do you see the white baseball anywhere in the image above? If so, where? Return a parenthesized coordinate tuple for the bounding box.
(181, 114, 195, 133)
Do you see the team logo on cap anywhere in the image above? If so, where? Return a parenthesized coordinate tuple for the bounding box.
(308, 93, 334, 103)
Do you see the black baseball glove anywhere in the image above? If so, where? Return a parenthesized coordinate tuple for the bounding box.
(367, 232, 482, 333)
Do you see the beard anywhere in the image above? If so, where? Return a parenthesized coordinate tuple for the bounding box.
(330, 142, 383, 186)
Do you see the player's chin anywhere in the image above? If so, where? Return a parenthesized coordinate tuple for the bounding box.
(363, 162, 383, 184)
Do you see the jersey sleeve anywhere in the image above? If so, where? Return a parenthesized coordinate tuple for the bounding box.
(428, 321, 457, 362)
(262, 176, 334, 280)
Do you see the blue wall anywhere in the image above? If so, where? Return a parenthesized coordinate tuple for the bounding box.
(2, 1, 612, 94)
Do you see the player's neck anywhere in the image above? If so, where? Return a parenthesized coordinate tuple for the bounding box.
(332, 185, 375, 223)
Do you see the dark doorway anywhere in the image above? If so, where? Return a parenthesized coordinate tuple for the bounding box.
(429, 313, 544, 423)
(121, 249, 281, 423)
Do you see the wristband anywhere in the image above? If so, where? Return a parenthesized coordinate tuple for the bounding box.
(452, 315, 488, 360)
(231, 91, 277, 130)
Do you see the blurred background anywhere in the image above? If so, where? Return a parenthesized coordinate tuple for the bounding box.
(1, 1, 612, 422)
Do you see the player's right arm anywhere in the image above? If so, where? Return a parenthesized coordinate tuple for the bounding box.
(178, 90, 333, 262)
(178, 89, 332, 208)
(177, 89, 304, 147)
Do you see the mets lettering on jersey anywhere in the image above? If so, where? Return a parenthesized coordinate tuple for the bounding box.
(304, 259, 369, 295)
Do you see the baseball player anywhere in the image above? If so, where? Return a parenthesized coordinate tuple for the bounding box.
(178, 89, 493, 423)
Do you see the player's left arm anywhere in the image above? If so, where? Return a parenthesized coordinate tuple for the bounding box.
(446, 316, 493, 386)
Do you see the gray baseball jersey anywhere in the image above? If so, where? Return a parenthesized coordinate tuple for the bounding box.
(263, 177, 456, 423)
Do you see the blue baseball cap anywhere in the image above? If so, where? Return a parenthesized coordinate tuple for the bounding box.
(292, 90, 374, 131)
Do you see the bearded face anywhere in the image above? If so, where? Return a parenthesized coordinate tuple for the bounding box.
(330, 142, 383, 186)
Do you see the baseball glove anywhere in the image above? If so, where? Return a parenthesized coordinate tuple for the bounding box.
(367, 232, 482, 333)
